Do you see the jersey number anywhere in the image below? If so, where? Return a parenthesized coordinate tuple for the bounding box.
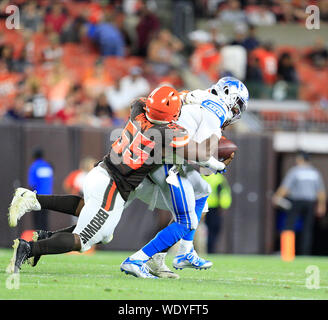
(112, 121, 155, 170)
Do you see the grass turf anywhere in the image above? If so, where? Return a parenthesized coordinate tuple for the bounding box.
(0, 249, 327, 300)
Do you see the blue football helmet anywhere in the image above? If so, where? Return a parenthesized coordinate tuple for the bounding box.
(209, 77, 249, 125)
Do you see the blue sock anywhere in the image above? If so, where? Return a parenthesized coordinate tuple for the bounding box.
(182, 196, 208, 241)
(142, 222, 190, 257)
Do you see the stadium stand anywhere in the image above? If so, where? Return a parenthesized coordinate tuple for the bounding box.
(0, 0, 327, 132)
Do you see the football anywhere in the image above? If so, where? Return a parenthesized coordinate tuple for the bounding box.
(217, 136, 238, 161)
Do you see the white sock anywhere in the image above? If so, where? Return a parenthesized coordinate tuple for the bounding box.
(130, 250, 150, 262)
(177, 240, 194, 255)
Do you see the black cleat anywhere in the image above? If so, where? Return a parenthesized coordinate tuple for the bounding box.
(29, 230, 53, 267)
(6, 239, 32, 274)
(34, 229, 53, 241)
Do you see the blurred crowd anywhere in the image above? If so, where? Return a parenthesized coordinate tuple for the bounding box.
(196, 0, 328, 24)
(0, 0, 327, 128)
(189, 19, 328, 102)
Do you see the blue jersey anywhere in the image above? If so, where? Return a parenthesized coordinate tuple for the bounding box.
(28, 159, 54, 194)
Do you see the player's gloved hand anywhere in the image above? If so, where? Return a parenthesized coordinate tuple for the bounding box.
(197, 156, 226, 173)
(216, 152, 234, 174)
(216, 152, 235, 174)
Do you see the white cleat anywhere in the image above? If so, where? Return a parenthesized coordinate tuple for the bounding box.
(120, 257, 158, 279)
(173, 249, 213, 270)
(146, 253, 180, 279)
(8, 188, 41, 227)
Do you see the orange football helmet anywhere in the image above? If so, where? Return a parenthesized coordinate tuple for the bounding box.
(145, 86, 182, 123)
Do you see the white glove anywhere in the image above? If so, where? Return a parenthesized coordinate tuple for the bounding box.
(197, 156, 226, 173)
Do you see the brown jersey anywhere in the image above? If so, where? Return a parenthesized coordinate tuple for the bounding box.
(103, 99, 189, 201)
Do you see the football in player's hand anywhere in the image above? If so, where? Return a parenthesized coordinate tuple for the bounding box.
(217, 136, 237, 160)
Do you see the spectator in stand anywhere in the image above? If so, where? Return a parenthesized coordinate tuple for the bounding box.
(44, 3, 68, 34)
(306, 37, 328, 69)
(251, 42, 278, 86)
(208, 19, 222, 43)
(189, 30, 221, 84)
(123, 0, 142, 15)
(13, 47, 32, 73)
(220, 25, 247, 80)
(42, 33, 63, 67)
(53, 93, 78, 126)
(87, 13, 125, 57)
(4, 97, 25, 121)
(113, 10, 133, 56)
(104, 78, 131, 119)
(82, 61, 113, 99)
(229, 23, 248, 47)
(135, 1, 160, 57)
(23, 80, 48, 119)
(76, 99, 105, 127)
(242, 24, 260, 51)
(94, 92, 114, 120)
(119, 66, 150, 101)
(246, 4, 276, 26)
(0, 63, 24, 109)
(277, 52, 298, 83)
(246, 56, 263, 83)
(147, 29, 184, 76)
(61, 15, 86, 44)
(21, 30, 36, 65)
(47, 62, 71, 114)
(63, 157, 96, 196)
(273, 0, 307, 23)
(1, 44, 15, 72)
(217, 0, 247, 24)
(20, 1, 43, 32)
(105, 66, 150, 119)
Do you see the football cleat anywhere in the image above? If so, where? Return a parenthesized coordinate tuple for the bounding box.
(6, 239, 32, 274)
(28, 230, 53, 267)
(173, 249, 213, 270)
(8, 188, 41, 227)
(120, 257, 158, 279)
(146, 253, 180, 279)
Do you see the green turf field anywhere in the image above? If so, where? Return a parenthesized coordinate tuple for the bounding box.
(0, 249, 327, 300)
